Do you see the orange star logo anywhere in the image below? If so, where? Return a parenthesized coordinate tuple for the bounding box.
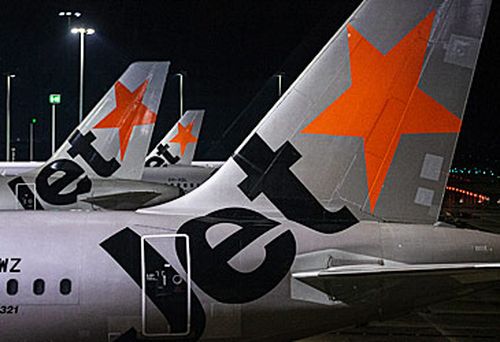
(169, 121, 198, 156)
(302, 12, 461, 212)
(94, 80, 156, 160)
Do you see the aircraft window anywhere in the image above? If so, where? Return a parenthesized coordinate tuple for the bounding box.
(190, 183, 194, 188)
(60, 279, 72, 295)
(6, 279, 18, 295)
(33, 279, 45, 295)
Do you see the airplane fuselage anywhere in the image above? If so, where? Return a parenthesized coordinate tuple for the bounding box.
(0, 210, 498, 341)
(0, 162, 217, 210)
(0, 174, 182, 211)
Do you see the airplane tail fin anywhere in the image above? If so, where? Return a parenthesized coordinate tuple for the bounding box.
(145, 110, 205, 167)
(144, 0, 490, 225)
(45, 62, 170, 180)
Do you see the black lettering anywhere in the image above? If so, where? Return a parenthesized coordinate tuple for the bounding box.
(7, 176, 44, 210)
(36, 159, 92, 205)
(9, 258, 21, 273)
(0, 258, 21, 273)
(144, 156, 164, 168)
(156, 143, 180, 165)
(67, 130, 120, 177)
(0, 306, 19, 315)
(176, 208, 296, 304)
(100, 228, 205, 339)
(234, 134, 358, 234)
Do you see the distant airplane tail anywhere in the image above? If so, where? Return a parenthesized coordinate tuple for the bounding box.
(145, 110, 204, 167)
(43, 62, 170, 180)
(144, 0, 490, 225)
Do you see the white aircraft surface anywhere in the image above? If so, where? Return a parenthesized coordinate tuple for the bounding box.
(0, 1, 498, 341)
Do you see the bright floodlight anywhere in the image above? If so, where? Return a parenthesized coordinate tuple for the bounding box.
(58, 12, 65, 16)
(75, 12, 81, 17)
(71, 27, 95, 35)
(65, 12, 72, 15)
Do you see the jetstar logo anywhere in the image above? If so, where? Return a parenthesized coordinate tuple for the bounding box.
(94, 80, 156, 160)
(302, 11, 461, 212)
(8, 80, 156, 209)
(169, 121, 198, 156)
(145, 118, 198, 167)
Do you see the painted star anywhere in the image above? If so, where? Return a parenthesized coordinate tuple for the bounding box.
(302, 12, 461, 212)
(169, 121, 198, 156)
(94, 80, 156, 160)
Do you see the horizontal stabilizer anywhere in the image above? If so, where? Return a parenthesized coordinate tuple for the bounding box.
(293, 263, 500, 303)
(82, 189, 182, 210)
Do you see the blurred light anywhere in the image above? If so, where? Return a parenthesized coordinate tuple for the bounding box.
(59, 11, 82, 18)
(71, 27, 95, 35)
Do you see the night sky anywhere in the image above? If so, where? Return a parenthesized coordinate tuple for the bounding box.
(0, 1, 499, 169)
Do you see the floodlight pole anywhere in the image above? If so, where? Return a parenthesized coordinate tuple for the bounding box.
(72, 27, 94, 123)
(52, 104, 56, 154)
(29, 122, 34, 161)
(5, 74, 15, 161)
(276, 73, 284, 97)
(175, 73, 184, 118)
(78, 31, 84, 123)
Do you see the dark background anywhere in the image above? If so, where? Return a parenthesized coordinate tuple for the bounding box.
(0, 1, 498, 170)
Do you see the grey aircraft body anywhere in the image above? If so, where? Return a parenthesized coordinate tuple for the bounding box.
(0, 1, 499, 341)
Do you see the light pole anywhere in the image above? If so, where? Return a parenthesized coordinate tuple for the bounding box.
(275, 73, 285, 98)
(71, 27, 95, 123)
(58, 11, 81, 29)
(52, 104, 56, 154)
(5, 73, 15, 161)
(174, 73, 184, 118)
(49, 94, 61, 154)
(29, 118, 36, 161)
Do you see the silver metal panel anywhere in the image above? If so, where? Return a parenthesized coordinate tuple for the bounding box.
(420, 153, 444, 181)
(418, 0, 490, 117)
(350, 0, 438, 54)
(373, 133, 458, 223)
(414, 187, 435, 207)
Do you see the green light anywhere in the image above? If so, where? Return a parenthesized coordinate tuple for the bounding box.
(49, 94, 61, 104)
(31, 117, 37, 124)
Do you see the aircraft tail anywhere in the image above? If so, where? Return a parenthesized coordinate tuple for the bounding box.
(145, 110, 204, 167)
(44, 62, 170, 180)
(144, 0, 490, 225)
